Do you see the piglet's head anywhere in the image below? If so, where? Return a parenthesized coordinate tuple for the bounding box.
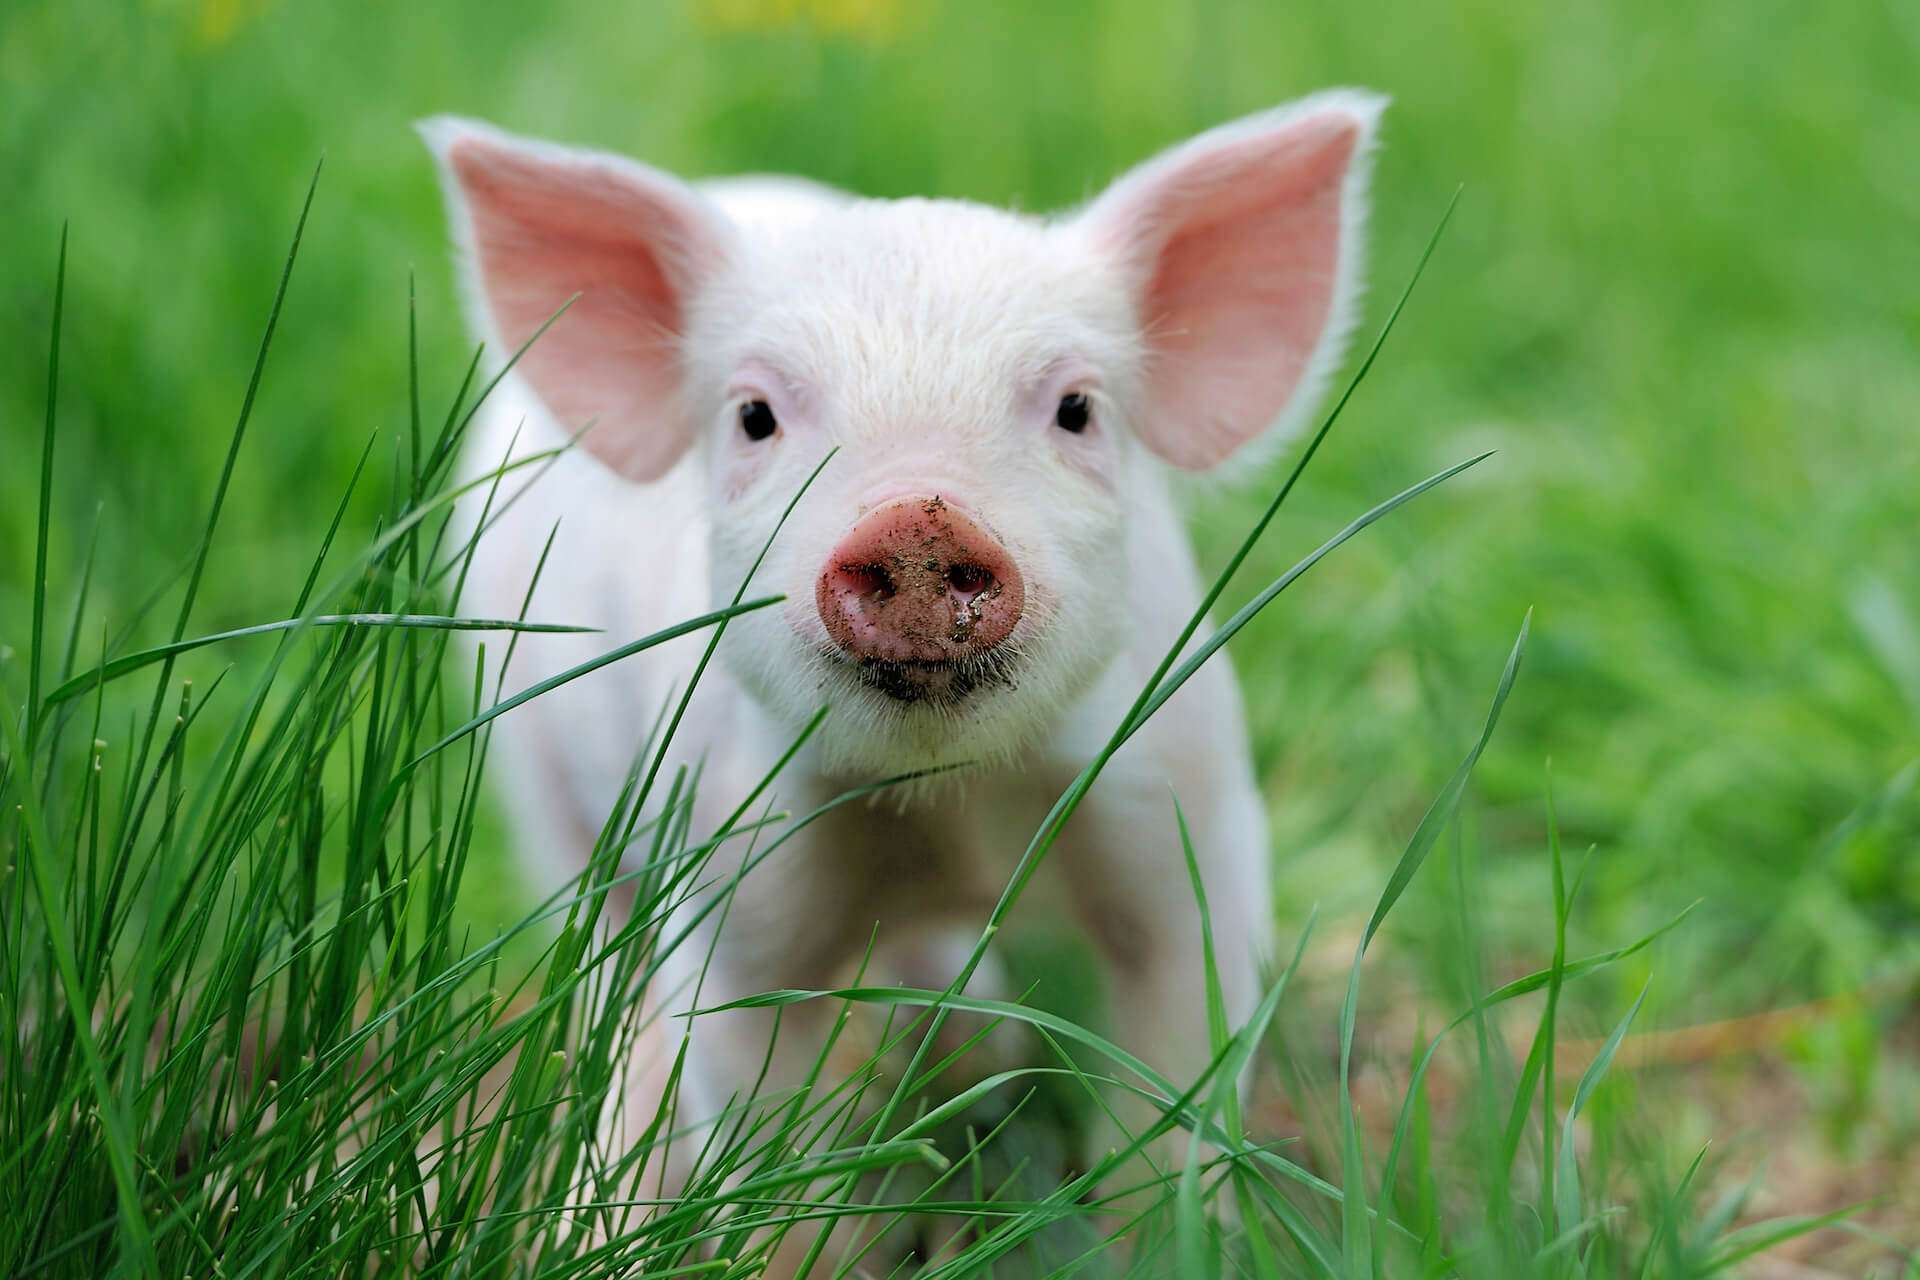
(423, 93, 1384, 774)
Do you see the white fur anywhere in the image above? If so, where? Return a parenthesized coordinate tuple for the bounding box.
(421, 94, 1383, 1269)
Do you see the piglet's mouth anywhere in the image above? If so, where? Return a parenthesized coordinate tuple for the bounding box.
(829, 651, 1018, 707)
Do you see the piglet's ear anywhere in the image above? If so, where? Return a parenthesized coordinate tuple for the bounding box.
(1078, 91, 1385, 471)
(419, 118, 734, 483)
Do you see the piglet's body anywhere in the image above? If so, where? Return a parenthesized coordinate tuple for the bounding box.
(425, 92, 1383, 1266)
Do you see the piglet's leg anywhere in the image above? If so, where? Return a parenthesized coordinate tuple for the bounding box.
(1060, 766, 1272, 1195)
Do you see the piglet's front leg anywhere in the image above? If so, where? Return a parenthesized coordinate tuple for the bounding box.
(1060, 754, 1273, 1196)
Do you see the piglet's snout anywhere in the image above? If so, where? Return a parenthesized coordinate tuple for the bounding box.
(817, 496, 1025, 664)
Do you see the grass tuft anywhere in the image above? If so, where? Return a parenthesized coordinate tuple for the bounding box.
(2, 171, 1891, 1279)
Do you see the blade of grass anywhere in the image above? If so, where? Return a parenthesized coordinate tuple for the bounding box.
(27, 223, 66, 750)
(1347, 612, 1528, 1272)
(398, 597, 780, 779)
(1172, 794, 1229, 1280)
(42, 615, 600, 709)
(132, 157, 321, 756)
(1527, 762, 1573, 1258)
(1554, 976, 1651, 1237)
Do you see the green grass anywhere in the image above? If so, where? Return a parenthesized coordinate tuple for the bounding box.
(3, 186, 1862, 1276)
(4, 0, 1916, 1002)
(2, 0, 1917, 1270)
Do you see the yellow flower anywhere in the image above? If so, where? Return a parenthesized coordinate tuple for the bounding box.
(151, 0, 275, 49)
(697, 0, 912, 43)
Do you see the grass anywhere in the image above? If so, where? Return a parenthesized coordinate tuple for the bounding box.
(4, 0, 1916, 1002)
(2, 0, 1917, 1271)
(6, 158, 1905, 1277)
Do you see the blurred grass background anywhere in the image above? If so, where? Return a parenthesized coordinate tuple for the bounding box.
(3, 0, 1917, 1159)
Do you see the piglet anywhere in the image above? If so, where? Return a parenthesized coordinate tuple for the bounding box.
(422, 90, 1383, 1266)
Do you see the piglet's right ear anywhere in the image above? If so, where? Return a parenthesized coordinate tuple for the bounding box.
(418, 118, 734, 483)
(1077, 91, 1384, 471)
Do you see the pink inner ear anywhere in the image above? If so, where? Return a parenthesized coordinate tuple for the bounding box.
(450, 137, 722, 483)
(1104, 112, 1362, 471)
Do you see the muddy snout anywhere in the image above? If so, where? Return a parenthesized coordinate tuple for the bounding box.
(816, 496, 1025, 669)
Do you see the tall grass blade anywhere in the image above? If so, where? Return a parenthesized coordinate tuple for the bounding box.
(42, 615, 598, 710)
(1554, 977, 1651, 1237)
(1346, 611, 1529, 1270)
(27, 224, 66, 749)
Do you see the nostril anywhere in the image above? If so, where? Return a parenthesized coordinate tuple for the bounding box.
(839, 563, 895, 601)
(945, 563, 993, 602)
(817, 496, 1025, 665)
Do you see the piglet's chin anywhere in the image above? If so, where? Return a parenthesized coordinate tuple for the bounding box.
(793, 646, 1047, 776)
(836, 649, 1020, 707)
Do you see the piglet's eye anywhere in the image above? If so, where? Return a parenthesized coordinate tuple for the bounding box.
(739, 399, 778, 442)
(1054, 392, 1092, 434)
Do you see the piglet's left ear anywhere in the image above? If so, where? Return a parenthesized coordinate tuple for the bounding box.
(1078, 90, 1386, 471)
